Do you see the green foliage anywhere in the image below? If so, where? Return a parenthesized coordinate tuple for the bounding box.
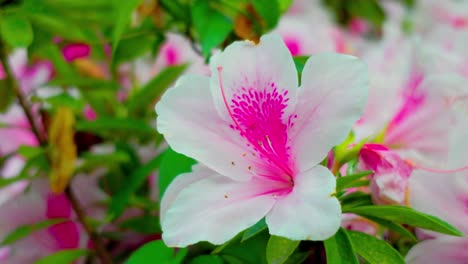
(34, 249, 90, 264)
(127, 64, 188, 117)
(345, 205, 464, 236)
(0, 13, 33, 47)
(108, 155, 162, 220)
(158, 147, 196, 200)
(266, 236, 300, 264)
(192, 0, 233, 57)
(1, 218, 66, 246)
(347, 230, 405, 264)
(125, 240, 187, 264)
(251, 0, 280, 29)
(324, 228, 359, 264)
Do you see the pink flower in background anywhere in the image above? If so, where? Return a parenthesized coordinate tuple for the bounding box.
(0, 49, 53, 95)
(156, 34, 368, 246)
(0, 174, 106, 263)
(62, 43, 91, 62)
(359, 144, 412, 205)
(0, 105, 38, 155)
(406, 117, 468, 263)
(0, 180, 84, 263)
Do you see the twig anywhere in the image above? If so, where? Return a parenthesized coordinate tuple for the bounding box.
(66, 186, 115, 264)
(0, 42, 114, 264)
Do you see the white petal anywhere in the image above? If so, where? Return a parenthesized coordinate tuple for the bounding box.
(210, 33, 298, 123)
(409, 169, 468, 235)
(406, 237, 468, 264)
(161, 169, 276, 247)
(156, 74, 259, 181)
(266, 165, 341, 240)
(291, 53, 368, 171)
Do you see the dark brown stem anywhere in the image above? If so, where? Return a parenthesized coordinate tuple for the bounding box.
(1, 42, 114, 264)
(66, 186, 115, 264)
(0, 47, 46, 146)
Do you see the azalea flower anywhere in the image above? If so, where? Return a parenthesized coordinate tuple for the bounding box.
(156, 34, 368, 246)
(359, 143, 412, 205)
(0, 175, 106, 263)
(406, 115, 468, 264)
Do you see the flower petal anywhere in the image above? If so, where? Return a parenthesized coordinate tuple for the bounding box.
(291, 53, 368, 171)
(266, 165, 341, 240)
(385, 74, 468, 168)
(161, 167, 276, 247)
(210, 33, 298, 124)
(156, 74, 259, 181)
(409, 169, 468, 235)
(406, 237, 468, 264)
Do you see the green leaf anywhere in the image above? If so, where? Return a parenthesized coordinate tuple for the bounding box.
(108, 155, 162, 220)
(363, 215, 417, 241)
(34, 249, 90, 264)
(17, 145, 45, 159)
(340, 191, 373, 211)
(128, 64, 188, 117)
(0, 78, 14, 113)
(75, 118, 156, 139)
(47, 78, 120, 91)
(158, 147, 196, 200)
(251, 0, 280, 29)
(266, 236, 300, 264)
(2, 218, 66, 245)
(0, 13, 34, 47)
(190, 255, 224, 264)
(242, 218, 267, 242)
(112, 0, 144, 59)
(120, 214, 161, 234)
(345, 205, 464, 236)
(192, 0, 233, 57)
(336, 170, 373, 191)
(125, 240, 187, 264)
(278, 0, 294, 13)
(324, 228, 359, 264)
(347, 230, 405, 264)
(27, 11, 93, 42)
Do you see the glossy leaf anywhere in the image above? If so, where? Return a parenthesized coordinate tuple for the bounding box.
(324, 228, 359, 264)
(266, 236, 300, 264)
(347, 230, 405, 264)
(192, 0, 233, 57)
(242, 218, 267, 242)
(344, 205, 464, 236)
(251, 0, 280, 29)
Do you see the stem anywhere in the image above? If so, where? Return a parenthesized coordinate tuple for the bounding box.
(0, 46, 46, 146)
(66, 186, 115, 264)
(0, 42, 114, 264)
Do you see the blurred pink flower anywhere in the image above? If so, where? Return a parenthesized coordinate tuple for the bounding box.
(62, 43, 91, 62)
(156, 34, 368, 246)
(406, 117, 468, 263)
(359, 144, 412, 205)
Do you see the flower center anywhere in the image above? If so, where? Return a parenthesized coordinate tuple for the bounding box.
(217, 67, 295, 181)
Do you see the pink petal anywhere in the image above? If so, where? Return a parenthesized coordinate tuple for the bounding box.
(210, 34, 298, 124)
(266, 165, 341, 240)
(161, 166, 276, 247)
(291, 53, 368, 171)
(406, 237, 468, 264)
(156, 74, 267, 181)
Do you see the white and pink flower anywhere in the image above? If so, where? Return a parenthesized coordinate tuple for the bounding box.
(156, 34, 368, 246)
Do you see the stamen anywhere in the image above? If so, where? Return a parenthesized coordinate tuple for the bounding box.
(408, 160, 468, 173)
(217, 66, 241, 130)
